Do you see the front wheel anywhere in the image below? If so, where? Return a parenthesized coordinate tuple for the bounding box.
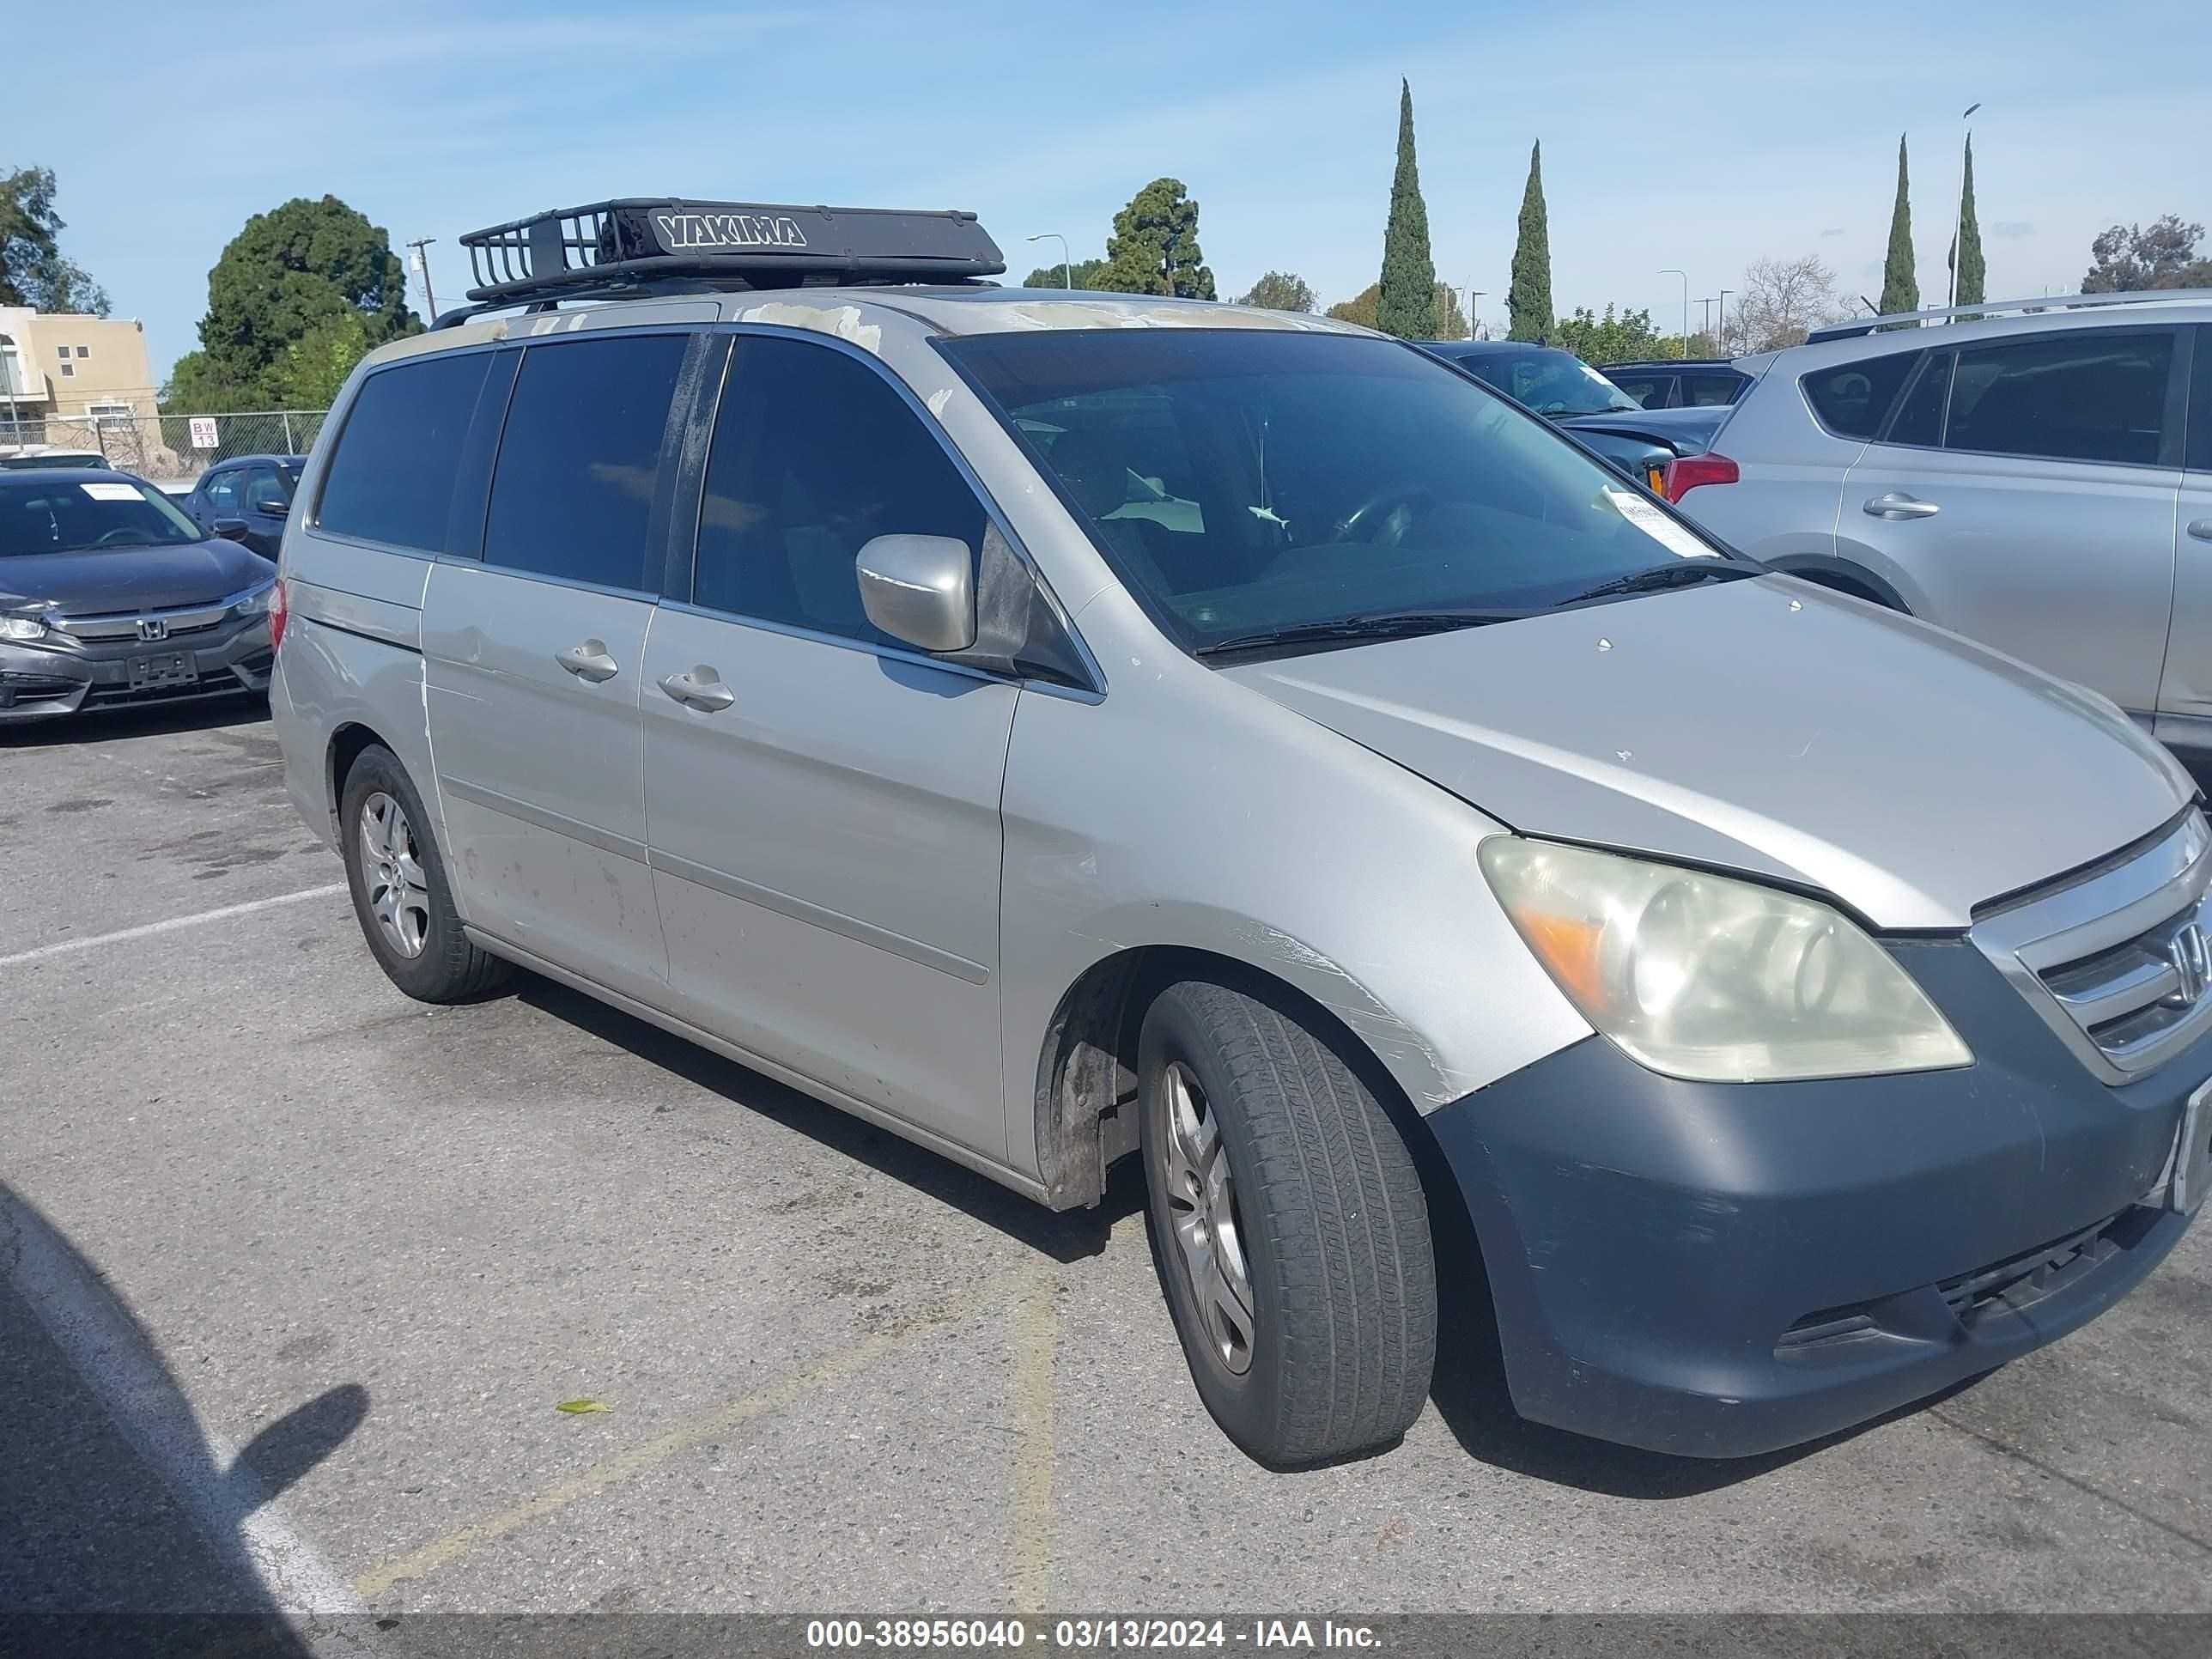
(1139, 976, 1437, 1466)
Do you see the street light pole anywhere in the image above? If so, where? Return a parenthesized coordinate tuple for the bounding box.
(1026, 233, 1073, 290)
(1660, 268, 1687, 355)
(1698, 297, 1716, 340)
(1717, 289, 1733, 351)
(407, 238, 440, 319)
(1468, 289, 1486, 339)
(1950, 101, 1983, 314)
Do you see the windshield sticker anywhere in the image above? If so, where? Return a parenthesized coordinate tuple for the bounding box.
(1602, 487, 1716, 559)
(80, 482, 142, 501)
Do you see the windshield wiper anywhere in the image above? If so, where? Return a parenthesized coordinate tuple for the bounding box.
(1561, 562, 1761, 603)
(1196, 608, 1530, 658)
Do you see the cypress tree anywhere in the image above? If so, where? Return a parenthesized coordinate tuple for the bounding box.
(1879, 133, 1918, 318)
(1951, 134, 1986, 313)
(1376, 80, 1438, 340)
(1506, 141, 1552, 343)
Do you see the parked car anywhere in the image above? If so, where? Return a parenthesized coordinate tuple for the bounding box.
(275, 198, 2206, 1468)
(0, 447, 110, 471)
(1601, 358, 1753, 410)
(0, 468, 277, 721)
(1661, 295, 2212, 765)
(1422, 341, 1703, 484)
(181, 454, 306, 558)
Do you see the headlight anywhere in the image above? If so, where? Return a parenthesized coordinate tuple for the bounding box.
(233, 582, 276, 618)
(1479, 836, 1971, 1083)
(0, 614, 46, 641)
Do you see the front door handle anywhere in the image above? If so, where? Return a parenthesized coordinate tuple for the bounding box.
(659, 666, 736, 712)
(2189, 520, 2212, 543)
(556, 639, 620, 682)
(1863, 492, 1942, 520)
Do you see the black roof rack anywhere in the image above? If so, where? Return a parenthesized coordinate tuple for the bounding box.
(447, 198, 1004, 323)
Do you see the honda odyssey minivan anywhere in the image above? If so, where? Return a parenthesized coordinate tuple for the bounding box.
(270, 198, 2209, 1467)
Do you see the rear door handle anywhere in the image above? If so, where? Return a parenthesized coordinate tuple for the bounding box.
(556, 639, 620, 682)
(2189, 520, 2212, 543)
(659, 666, 736, 712)
(1863, 492, 1942, 520)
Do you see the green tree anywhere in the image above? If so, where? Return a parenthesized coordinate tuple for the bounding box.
(1376, 80, 1438, 340)
(1879, 134, 1918, 319)
(2082, 215, 2209, 292)
(1326, 281, 1467, 337)
(1100, 179, 1216, 299)
(1238, 270, 1316, 312)
(265, 312, 373, 408)
(1550, 304, 1666, 364)
(0, 166, 109, 314)
(1506, 141, 1552, 342)
(1021, 257, 1110, 289)
(1948, 135, 1985, 312)
(191, 196, 417, 403)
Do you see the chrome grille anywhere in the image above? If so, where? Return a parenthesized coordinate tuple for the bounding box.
(1973, 810, 2212, 1084)
(50, 602, 231, 641)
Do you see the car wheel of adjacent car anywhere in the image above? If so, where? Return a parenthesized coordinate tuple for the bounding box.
(338, 744, 509, 1003)
(1138, 975, 1437, 1466)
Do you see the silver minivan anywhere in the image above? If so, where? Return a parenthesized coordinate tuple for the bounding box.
(1671, 296, 2212, 763)
(272, 200, 2209, 1468)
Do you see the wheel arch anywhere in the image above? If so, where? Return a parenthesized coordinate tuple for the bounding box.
(1764, 556, 1911, 611)
(326, 720, 392, 823)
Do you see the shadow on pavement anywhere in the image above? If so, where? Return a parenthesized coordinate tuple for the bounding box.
(0, 692, 268, 750)
(0, 1177, 365, 1654)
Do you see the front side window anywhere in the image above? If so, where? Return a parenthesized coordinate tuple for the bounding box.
(943, 330, 1741, 659)
(1944, 330, 2174, 466)
(1606, 373, 1673, 409)
(319, 352, 494, 552)
(0, 477, 206, 556)
(483, 335, 686, 591)
(242, 466, 288, 513)
(693, 336, 985, 643)
(199, 469, 242, 514)
(1682, 374, 1741, 407)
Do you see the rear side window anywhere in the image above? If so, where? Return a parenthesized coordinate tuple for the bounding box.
(1882, 352, 1951, 448)
(1801, 351, 1918, 439)
(2192, 332, 2212, 472)
(1682, 374, 1741, 407)
(318, 353, 492, 552)
(483, 335, 687, 591)
(1607, 374, 1671, 408)
(692, 336, 985, 644)
(1946, 330, 2173, 466)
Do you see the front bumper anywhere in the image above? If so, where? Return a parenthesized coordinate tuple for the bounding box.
(0, 619, 273, 723)
(1429, 937, 2202, 1458)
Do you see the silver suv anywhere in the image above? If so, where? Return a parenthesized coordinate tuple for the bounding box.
(272, 199, 2209, 1468)
(1671, 295, 2212, 759)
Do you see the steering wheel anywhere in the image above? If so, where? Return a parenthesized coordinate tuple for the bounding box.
(1332, 485, 1435, 547)
(93, 528, 144, 546)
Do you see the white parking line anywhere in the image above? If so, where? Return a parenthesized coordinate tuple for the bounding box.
(0, 884, 347, 970)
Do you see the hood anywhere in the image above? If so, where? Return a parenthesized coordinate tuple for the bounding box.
(1224, 577, 2196, 930)
(1557, 404, 1729, 459)
(0, 539, 274, 617)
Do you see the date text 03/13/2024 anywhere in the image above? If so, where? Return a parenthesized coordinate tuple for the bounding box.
(804, 1620, 1382, 1650)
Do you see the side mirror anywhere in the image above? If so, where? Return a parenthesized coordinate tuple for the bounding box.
(211, 518, 252, 543)
(258, 499, 289, 519)
(855, 534, 975, 653)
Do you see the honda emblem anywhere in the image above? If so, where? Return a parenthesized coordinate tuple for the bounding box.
(136, 617, 169, 643)
(2165, 921, 2209, 1009)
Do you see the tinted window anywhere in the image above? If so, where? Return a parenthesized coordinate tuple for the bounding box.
(1607, 374, 1673, 409)
(2192, 331, 2212, 472)
(482, 336, 685, 590)
(1682, 374, 1742, 407)
(1943, 331, 2174, 467)
(945, 329, 1736, 659)
(199, 468, 241, 513)
(242, 466, 287, 512)
(1802, 351, 1917, 438)
(694, 337, 984, 643)
(318, 353, 492, 552)
(1883, 352, 1949, 448)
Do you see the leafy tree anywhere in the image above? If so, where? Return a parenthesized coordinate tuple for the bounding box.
(1506, 141, 1552, 342)
(1100, 179, 1216, 300)
(265, 312, 373, 409)
(191, 196, 417, 403)
(1326, 281, 1467, 337)
(1238, 270, 1316, 312)
(1948, 135, 1985, 311)
(1021, 257, 1111, 290)
(1550, 304, 1665, 364)
(1879, 135, 1918, 319)
(0, 166, 109, 314)
(2082, 215, 2210, 292)
(1376, 81, 1438, 340)
(159, 352, 262, 413)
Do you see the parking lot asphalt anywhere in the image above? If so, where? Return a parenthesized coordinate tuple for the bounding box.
(3, 699, 2210, 1626)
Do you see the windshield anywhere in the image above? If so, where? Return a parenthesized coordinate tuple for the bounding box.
(0, 477, 208, 556)
(1443, 347, 1640, 416)
(942, 331, 1729, 657)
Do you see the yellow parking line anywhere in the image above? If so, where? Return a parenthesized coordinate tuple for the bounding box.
(1006, 1265, 1060, 1613)
(353, 1273, 1019, 1599)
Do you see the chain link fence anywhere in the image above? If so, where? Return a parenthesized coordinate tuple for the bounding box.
(0, 410, 331, 489)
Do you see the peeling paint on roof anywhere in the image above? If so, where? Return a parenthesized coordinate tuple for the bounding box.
(733, 301, 883, 355)
(368, 318, 511, 363)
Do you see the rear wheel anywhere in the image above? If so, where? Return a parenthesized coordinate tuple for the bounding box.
(1139, 976, 1437, 1466)
(338, 745, 509, 1002)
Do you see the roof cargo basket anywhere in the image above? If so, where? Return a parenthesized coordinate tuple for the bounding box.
(456, 198, 1005, 309)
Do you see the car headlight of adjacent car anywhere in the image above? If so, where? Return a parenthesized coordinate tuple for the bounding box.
(1479, 836, 1972, 1083)
(0, 612, 48, 642)
(232, 581, 276, 619)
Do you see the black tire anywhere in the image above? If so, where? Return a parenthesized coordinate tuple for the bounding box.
(337, 744, 510, 1003)
(1139, 975, 1437, 1466)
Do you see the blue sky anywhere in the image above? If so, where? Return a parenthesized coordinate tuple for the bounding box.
(14, 0, 2209, 388)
